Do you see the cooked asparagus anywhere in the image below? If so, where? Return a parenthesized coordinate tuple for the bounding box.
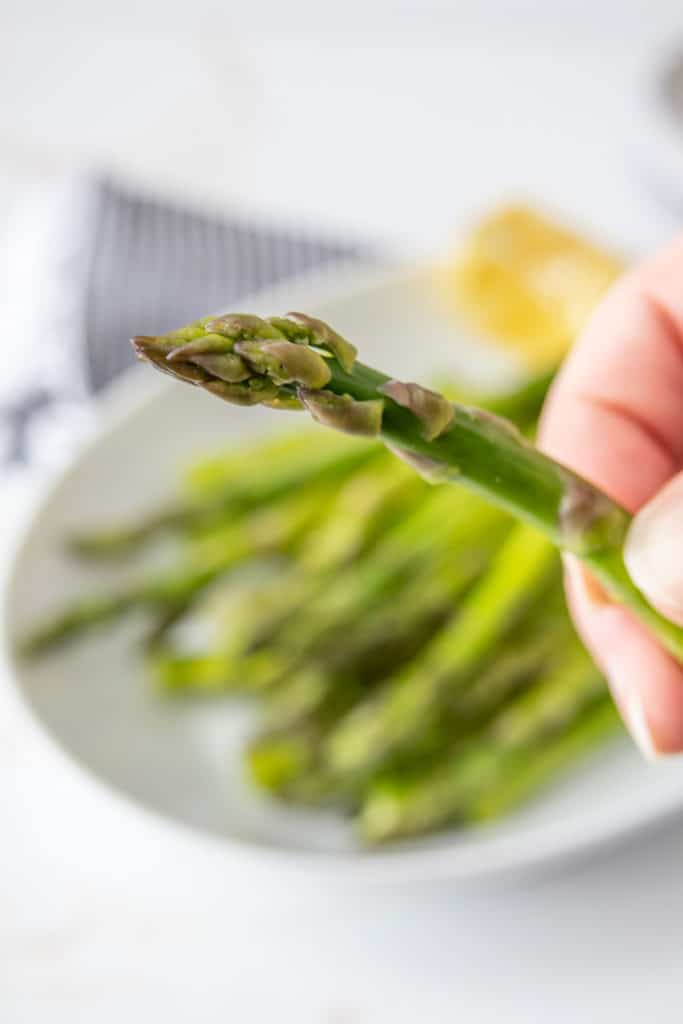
(324, 526, 558, 778)
(69, 430, 380, 558)
(21, 484, 327, 655)
(247, 607, 572, 806)
(466, 698, 622, 822)
(132, 311, 683, 661)
(23, 315, 627, 845)
(358, 645, 611, 842)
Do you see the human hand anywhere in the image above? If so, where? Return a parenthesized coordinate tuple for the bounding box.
(540, 234, 683, 758)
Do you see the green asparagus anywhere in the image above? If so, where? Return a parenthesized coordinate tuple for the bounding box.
(21, 483, 328, 655)
(249, 601, 578, 809)
(358, 645, 610, 842)
(22, 323, 629, 845)
(152, 482, 508, 696)
(466, 698, 622, 822)
(324, 525, 558, 778)
(244, 556, 568, 806)
(69, 429, 379, 558)
(132, 312, 683, 660)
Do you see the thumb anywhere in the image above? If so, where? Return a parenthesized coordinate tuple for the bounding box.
(625, 470, 683, 627)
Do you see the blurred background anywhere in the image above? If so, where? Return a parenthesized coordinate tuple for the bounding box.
(4, 1, 683, 1021)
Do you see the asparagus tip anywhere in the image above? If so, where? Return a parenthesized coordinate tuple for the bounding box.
(131, 335, 157, 356)
(357, 784, 404, 844)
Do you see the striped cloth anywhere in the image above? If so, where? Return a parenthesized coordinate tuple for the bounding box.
(84, 180, 370, 390)
(1, 178, 370, 464)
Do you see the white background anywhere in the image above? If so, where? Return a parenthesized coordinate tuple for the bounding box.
(3, 2, 683, 1020)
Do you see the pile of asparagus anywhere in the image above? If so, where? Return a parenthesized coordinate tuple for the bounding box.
(23, 361, 623, 845)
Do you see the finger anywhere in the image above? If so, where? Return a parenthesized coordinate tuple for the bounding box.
(540, 232, 683, 756)
(625, 469, 683, 627)
(564, 558, 683, 757)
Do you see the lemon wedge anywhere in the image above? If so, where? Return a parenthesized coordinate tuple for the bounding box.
(441, 205, 624, 369)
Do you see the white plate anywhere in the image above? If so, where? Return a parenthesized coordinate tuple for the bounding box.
(4, 264, 683, 883)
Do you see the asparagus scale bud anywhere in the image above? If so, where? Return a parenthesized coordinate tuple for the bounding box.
(132, 311, 683, 661)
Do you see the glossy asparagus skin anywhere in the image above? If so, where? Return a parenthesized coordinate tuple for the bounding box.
(23, 435, 411, 658)
(242, 542, 563, 808)
(69, 431, 380, 558)
(358, 646, 611, 843)
(465, 698, 622, 822)
(20, 484, 327, 656)
(246, 605, 570, 805)
(324, 525, 558, 778)
(245, 590, 575, 807)
(132, 312, 683, 661)
(150, 476, 509, 695)
(70, 369, 551, 560)
(274, 536, 508, 711)
(23, 319, 628, 844)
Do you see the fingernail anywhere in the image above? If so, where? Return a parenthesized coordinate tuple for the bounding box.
(602, 644, 678, 760)
(565, 554, 683, 759)
(625, 479, 683, 626)
(603, 659, 659, 760)
(563, 555, 612, 608)
(622, 689, 659, 761)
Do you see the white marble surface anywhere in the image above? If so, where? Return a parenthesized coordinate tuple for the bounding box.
(3, 3, 683, 1020)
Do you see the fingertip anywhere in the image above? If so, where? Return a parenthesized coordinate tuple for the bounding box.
(539, 266, 683, 511)
(624, 471, 683, 628)
(564, 559, 683, 757)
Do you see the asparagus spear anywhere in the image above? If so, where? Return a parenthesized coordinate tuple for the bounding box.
(132, 312, 683, 660)
(247, 726, 321, 794)
(20, 485, 327, 656)
(260, 544, 501, 733)
(248, 600, 575, 807)
(152, 480, 508, 696)
(275, 491, 509, 665)
(395, 606, 573, 765)
(296, 455, 422, 574)
(71, 366, 551, 560)
(153, 517, 490, 699)
(69, 429, 380, 557)
(323, 525, 558, 778)
(466, 698, 622, 822)
(152, 367, 546, 671)
(358, 645, 609, 842)
(150, 459, 432, 690)
(246, 544, 564, 805)
(25, 420, 416, 658)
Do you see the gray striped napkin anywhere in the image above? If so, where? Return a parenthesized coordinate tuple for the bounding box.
(2, 178, 371, 465)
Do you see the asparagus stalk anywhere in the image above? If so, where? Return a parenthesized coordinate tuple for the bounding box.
(69, 430, 380, 558)
(20, 485, 326, 656)
(71, 367, 551, 560)
(247, 726, 321, 795)
(153, 482, 508, 696)
(153, 518, 492, 700)
(398, 608, 573, 763)
(151, 461, 432, 690)
(358, 645, 609, 842)
(246, 538, 564, 805)
(323, 525, 558, 778)
(248, 601, 576, 808)
(450, 615, 570, 726)
(260, 544, 502, 733)
(466, 698, 622, 822)
(296, 455, 422, 574)
(132, 312, 683, 660)
(25, 426, 412, 658)
(276, 491, 509, 665)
